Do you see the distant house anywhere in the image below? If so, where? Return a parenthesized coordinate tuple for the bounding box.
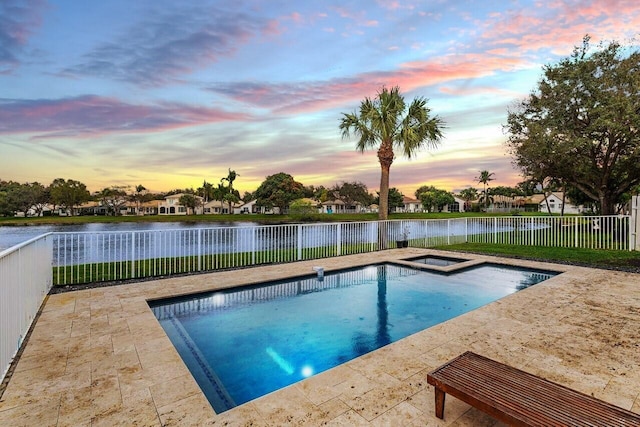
(158, 193, 203, 215)
(483, 195, 519, 212)
(121, 200, 160, 216)
(320, 200, 364, 214)
(204, 200, 242, 214)
(23, 203, 54, 217)
(513, 194, 546, 212)
(395, 196, 422, 213)
(538, 192, 583, 214)
(233, 200, 260, 214)
(442, 196, 466, 213)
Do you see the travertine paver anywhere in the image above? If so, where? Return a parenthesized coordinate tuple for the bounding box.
(0, 249, 639, 426)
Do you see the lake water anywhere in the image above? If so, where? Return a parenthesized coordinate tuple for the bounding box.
(0, 221, 260, 251)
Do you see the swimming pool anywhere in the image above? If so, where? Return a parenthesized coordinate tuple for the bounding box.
(150, 263, 557, 413)
(405, 254, 468, 266)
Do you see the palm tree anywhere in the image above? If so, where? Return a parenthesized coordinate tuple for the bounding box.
(221, 169, 240, 214)
(458, 187, 478, 211)
(340, 86, 444, 220)
(476, 170, 495, 211)
(131, 184, 146, 215)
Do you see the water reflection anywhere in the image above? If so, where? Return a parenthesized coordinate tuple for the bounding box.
(350, 265, 391, 357)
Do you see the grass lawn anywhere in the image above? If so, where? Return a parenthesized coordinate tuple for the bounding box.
(437, 243, 640, 271)
(1, 211, 556, 226)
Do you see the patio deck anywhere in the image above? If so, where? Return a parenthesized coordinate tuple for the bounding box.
(0, 249, 638, 426)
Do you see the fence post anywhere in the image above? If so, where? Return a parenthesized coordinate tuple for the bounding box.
(198, 229, 202, 271)
(130, 231, 135, 279)
(493, 217, 497, 244)
(336, 223, 342, 256)
(297, 224, 302, 261)
(251, 227, 256, 265)
(447, 219, 451, 246)
(464, 218, 468, 243)
(631, 195, 639, 251)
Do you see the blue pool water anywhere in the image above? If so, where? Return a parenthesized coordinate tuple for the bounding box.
(150, 263, 557, 412)
(406, 255, 467, 266)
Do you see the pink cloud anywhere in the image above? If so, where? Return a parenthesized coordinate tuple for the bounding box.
(262, 19, 283, 36)
(209, 51, 531, 114)
(0, 0, 47, 73)
(481, 0, 640, 54)
(0, 96, 251, 138)
(439, 86, 523, 98)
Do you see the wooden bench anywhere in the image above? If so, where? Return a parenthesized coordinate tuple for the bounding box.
(426, 351, 640, 426)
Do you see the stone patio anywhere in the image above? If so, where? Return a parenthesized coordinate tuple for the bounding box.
(0, 248, 639, 426)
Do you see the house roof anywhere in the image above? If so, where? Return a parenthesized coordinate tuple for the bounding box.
(164, 193, 203, 201)
(402, 196, 420, 204)
(204, 200, 241, 208)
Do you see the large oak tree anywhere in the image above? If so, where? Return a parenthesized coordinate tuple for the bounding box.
(254, 172, 304, 213)
(506, 37, 640, 214)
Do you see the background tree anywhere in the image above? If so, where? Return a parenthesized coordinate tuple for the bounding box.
(0, 181, 11, 216)
(130, 184, 147, 215)
(241, 191, 254, 202)
(415, 185, 454, 212)
(198, 181, 215, 203)
(49, 178, 90, 215)
(254, 172, 304, 213)
(0, 181, 20, 216)
(97, 186, 129, 215)
(490, 186, 524, 198)
(458, 187, 478, 211)
(178, 194, 199, 215)
(304, 185, 329, 202)
(340, 86, 444, 220)
(6, 182, 47, 217)
(329, 181, 374, 208)
(221, 169, 239, 190)
(220, 169, 240, 214)
(478, 189, 494, 211)
(374, 187, 404, 213)
(289, 198, 318, 219)
(515, 180, 538, 196)
(476, 170, 494, 211)
(506, 36, 640, 215)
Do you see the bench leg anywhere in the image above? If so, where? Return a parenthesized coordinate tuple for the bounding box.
(434, 387, 446, 419)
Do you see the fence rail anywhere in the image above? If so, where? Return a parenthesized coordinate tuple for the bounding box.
(0, 234, 53, 383)
(51, 215, 632, 286)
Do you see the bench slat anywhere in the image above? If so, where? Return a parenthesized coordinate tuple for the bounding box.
(427, 351, 640, 427)
(444, 360, 627, 424)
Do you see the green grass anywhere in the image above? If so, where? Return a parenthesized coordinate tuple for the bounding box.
(435, 243, 640, 270)
(1, 210, 557, 226)
(52, 242, 380, 285)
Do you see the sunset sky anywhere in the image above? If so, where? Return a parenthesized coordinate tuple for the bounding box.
(1, 0, 638, 196)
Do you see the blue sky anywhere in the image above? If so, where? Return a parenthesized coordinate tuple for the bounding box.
(1, 0, 638, 195)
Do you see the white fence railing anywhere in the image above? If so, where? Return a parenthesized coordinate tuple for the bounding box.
(51, 215, 631, 285)
(0, 233, 53, 383)
(631, 196, 639, 251)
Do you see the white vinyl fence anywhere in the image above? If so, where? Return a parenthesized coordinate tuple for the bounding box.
(631, 196, 639, 251)
(52, 215, 631, 285)
(0, 234, 53, 383)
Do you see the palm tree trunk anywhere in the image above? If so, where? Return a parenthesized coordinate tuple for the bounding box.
(377, 140, 394, 221)
(378, 166, 390, 221)
(377, 142, 394, 249)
